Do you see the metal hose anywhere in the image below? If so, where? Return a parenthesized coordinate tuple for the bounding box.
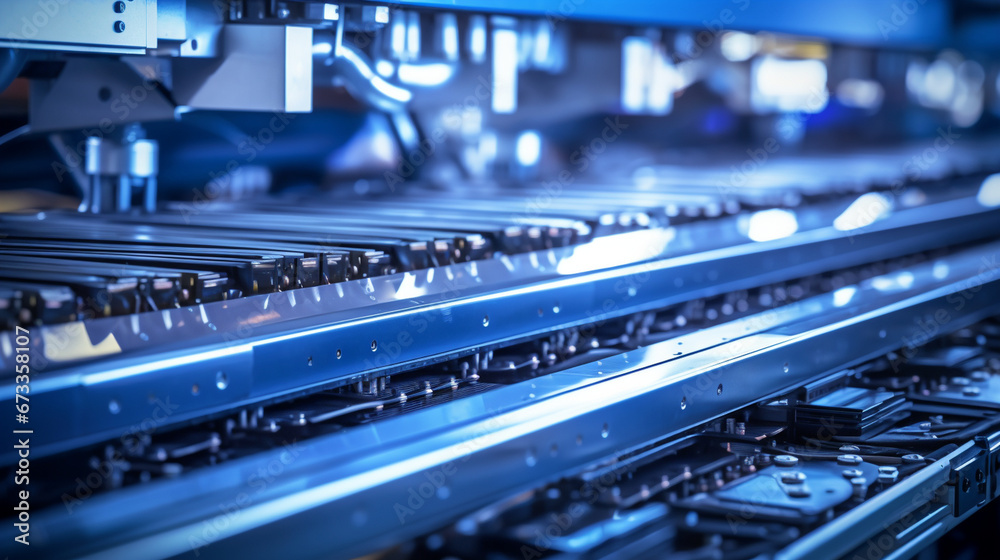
(328, 43, 413, 113)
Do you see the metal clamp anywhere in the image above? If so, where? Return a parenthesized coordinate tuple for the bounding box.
(82, 125, 159, 213)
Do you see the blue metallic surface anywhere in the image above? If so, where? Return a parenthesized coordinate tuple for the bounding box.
(13, 239, 1000, 559)
(372, 0, 950, 48)
(4, 192, 1000, 462)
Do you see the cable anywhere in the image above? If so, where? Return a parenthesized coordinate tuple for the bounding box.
(0, 124, 30, 149)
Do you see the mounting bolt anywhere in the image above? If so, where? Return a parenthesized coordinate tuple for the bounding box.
(113, 20, 126, 33)
(971, 370, 991, 382)
(902, 453, 925, 464)
(837, 454, 863, 466)
(773, 455, 799, 468)
(113, 1, 126, 13)
(780, 471, 806, 485)
(787, 486, 811, 498)
(850, 477, 868, 500)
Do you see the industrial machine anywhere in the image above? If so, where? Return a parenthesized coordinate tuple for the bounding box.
(3, 1, 1000, 558)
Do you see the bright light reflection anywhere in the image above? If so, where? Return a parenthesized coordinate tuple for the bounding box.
(753, 57, 828, 113)
(394, 273, 426, 299)
(978, 173, 1000, 207)
(339, 46, 412, 104)
(870, 271, 915, 293)
(516, 130, 541, 167)
(933, 261, 949, 280)
(492, 28, 519, 113)
(898, 271, 914, 289)
(720, 32, 758, 62)
(312, 42, 332, 56)
(746, 209, 798, 242)
(871, 277, 895, 292)
(397, 62, 455, 86)
(833, 193, 893, 231)
(622, 36, 651, 113)
(836, 78, 884, 110)
(375, 59, 395, 77)
(557, 229, 675, 275)
(832, 286, 857, 307)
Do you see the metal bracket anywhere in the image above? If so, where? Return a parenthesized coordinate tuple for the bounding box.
(953, 438, 989, 516)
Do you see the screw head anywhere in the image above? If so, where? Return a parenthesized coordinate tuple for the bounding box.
(780, 471, 807, 484)
(842, 468, 863, 479)
(787, 486, 811, 498)
(837, 454, 863, 466)
(113, 20, 126, 33)
(773, 455, 799, 467)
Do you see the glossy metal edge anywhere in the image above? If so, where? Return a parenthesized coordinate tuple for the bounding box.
(3, 197, 999, 461)
(14, 240, 1000, 559)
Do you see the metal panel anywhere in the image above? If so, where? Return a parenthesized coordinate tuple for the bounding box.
(28, 57, 177, 132)
(172, 25, 313, 113)
(374, 0, 950, 48)
(776, 434, 1000, 560)
(0, 0, 154, 54)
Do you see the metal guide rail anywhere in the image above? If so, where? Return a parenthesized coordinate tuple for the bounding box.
(5, 235, 1000, 559)
(0, 176, 745, 328)
(0, 248, 945, 515)
(3, 187, 1000, 461)
(0, 174, 985, 329)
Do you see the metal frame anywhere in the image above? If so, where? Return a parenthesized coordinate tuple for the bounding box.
(5, 194, 1000, 462)
(0, 0, 156, 54)
(372, 0, 950, 48)
(13, 239, 1000, 559)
